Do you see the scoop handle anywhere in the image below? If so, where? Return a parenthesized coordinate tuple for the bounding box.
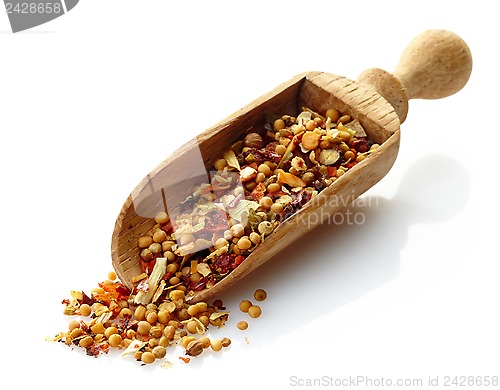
(357, 29, 472, 123)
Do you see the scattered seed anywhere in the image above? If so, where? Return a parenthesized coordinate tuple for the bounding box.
(248, 305, 262, 318)
(239, 300, 252, 313)
(198, 336, 211, 349)
(79, 336, 94, 348)
(254, 289, 267, 301)
(211, 339, 223, 352)
(186, 340, 204, 357)
(108, 334, 122, 348)
(152, 345, 166, 359)
(141, 352, 156, 364)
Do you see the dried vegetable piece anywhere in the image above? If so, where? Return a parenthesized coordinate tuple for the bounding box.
(223, 150, 241, 171)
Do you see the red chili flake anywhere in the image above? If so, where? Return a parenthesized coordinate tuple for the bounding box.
(179, 356, 191, 364)
(292, 188, 312, 207)
(162, 271, 173, 282)
(350, 138, 370, 153)
(315, 119, 326, 128)
(204, 210, 230, 232)
(189, 276, 208, 291)
(87, 342, 110, 357)
(93, 282, 131, 316)
(233, 255, 246, 268)
(313, 166, 323, 180)
(98, 282, 130, 300)
(115, 283, 131, 297)
(248, 162, 258, 170)
(254, 148, 282, 164)
(250, 182, 267, 201)
(80, 321, 90, 333)
(212, 254, 235, 274)
(160, 220, 174, 235)
(140, 257, 157, 274)
(327, 166, 337, 178)
(280, 159, 292, 172)
(81, 291, 95, 306)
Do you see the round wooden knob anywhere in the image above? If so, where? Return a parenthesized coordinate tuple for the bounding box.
(395, 29, 473, 100)
(358, 30, 473, 123)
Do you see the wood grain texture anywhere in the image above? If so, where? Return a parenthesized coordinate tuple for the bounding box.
(357, 30, 472, 123)
(394, 29, 472, 100)
(111, 29, 472, 303)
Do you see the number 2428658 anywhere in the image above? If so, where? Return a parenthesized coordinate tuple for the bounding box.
(5, 3, 62, 14)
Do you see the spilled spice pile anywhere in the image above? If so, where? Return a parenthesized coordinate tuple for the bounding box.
(50, 269, 267, 366)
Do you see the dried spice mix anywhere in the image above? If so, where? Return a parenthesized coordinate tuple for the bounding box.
(136, 107, 377, 295)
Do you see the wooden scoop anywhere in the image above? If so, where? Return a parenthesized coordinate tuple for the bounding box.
(111, 29, 472, 303)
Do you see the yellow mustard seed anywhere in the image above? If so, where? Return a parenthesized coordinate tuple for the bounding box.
(239, 299, 252, 313)
(248, 305, 262, 318)
(254, 289, 267, 301)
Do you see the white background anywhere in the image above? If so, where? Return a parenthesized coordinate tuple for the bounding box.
(1, 1, 498, 389)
